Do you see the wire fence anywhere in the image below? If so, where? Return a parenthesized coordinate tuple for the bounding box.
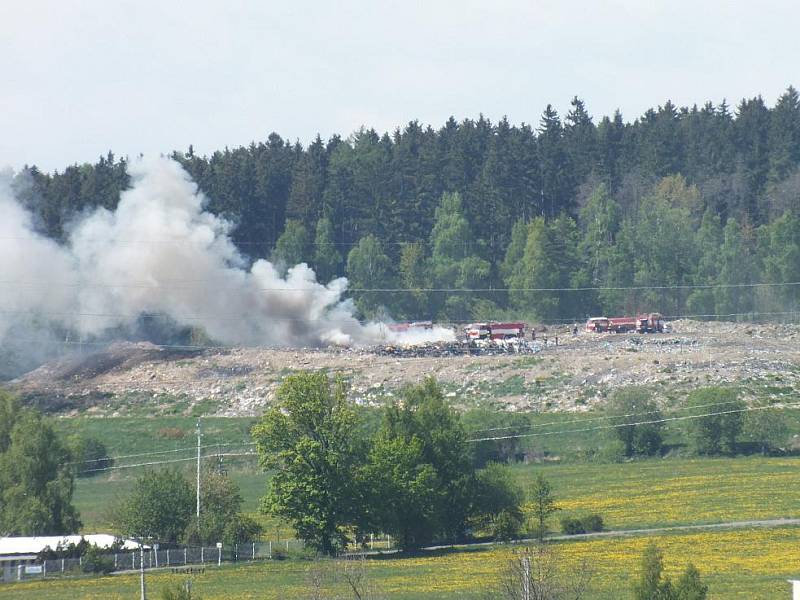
(2, 536, 396, 584)
(1, 540, 305, 583)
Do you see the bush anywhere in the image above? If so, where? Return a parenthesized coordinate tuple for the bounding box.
(157, 427, 187, 440)
(491, 508, 524, 541)
(560, 516, 585, 535)
(81, 545, 114, 574)
(560, 514, 604, 535)
(161, 582, 201, 600)
(581, 514, 604, 532)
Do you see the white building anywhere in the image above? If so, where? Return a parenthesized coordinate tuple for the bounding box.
(0, 534, 141, 569)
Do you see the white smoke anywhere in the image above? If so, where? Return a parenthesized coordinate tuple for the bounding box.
(0, 158, 454, 351)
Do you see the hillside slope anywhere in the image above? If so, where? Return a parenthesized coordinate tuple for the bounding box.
(10, 320, 800, 416)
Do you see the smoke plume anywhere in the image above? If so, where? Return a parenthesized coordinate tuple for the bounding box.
(0, 158, 453, 358)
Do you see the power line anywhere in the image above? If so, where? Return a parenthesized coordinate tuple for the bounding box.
(75, 404, 797, 472)
(0, 235, 423, 248)
(466, 403, 800, 443)
(0, 280, 799, 292)
(70, 442, 256, 466)
(470, 398, 755, 435)
(80, 450, 259, 474)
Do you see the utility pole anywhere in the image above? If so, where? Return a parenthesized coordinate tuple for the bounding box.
(196, 420, 202, 528)
(139, 543, 147, 600)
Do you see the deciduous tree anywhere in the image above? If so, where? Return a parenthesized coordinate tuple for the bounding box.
(253, 372, 362, 555)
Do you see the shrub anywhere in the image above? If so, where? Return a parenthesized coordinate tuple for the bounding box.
(492, 508, 524, 541)
(161, 582, 201, 600)
(81, 545, 114, 574)
(157, 427, 186, 440)
(560, 514, 603, 535)
(581, 514, 604, 532)
(560, 516, 585, 535)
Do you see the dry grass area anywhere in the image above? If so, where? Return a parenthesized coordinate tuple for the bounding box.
(10, 320, 800, 416)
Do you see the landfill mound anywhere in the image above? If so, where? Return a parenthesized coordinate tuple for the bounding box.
(8, 320, 800, 416)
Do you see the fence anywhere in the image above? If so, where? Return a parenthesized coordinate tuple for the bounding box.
(3, 534, 396, 583)
(2, 540, 307, 583)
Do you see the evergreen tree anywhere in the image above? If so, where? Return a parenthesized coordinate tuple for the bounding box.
(312, 216, 342, 283)
(768, 86, 800, 183)
(760, 211, 800, 311)
(538, 105, 575, 216)
(564, 96, 598, 182)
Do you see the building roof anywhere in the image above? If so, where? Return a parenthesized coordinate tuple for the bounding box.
(0, 534, 141, 556)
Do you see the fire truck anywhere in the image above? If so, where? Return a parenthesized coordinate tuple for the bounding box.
(465, 322, 526, 341)
(585, 313, 665, 334)
(636, 313, 665, 333)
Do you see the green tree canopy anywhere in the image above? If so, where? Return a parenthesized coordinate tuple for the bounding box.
(345, 234, 392, 317)
(0, 392, 81, 536)
(117, 469, 193, 544)
(429, 191, 490, 320)
(252, 372, 362, 555)
(184, 468, 261, 546)
(312, 216, 342, 283)
(684, 387, 745, 456)
(528, 473, 559, 541)
(271, 219, 309, 271)
(607, 388, 664, 457)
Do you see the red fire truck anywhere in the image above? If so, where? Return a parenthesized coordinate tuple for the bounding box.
(465, 322, 526, 341)
(585, 313, 665, 334)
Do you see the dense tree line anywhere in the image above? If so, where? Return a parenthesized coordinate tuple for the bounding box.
(15, 88, 800, 322)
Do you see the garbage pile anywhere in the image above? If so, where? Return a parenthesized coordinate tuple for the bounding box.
(373, 339, 543, 358)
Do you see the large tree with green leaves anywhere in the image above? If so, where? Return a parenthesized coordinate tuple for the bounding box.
(184, 468, 261, 546)
(607, 388, 664, 457)
(0, 392, 81, 536)
(429, 191, 490, 319)
(253, 372, 363, 555)
(311, 216, 342, 283)
(370, 378, 478, 545)
(684, 387, 745, 456)
(117, 469, 193, 544)
(271, 219, 309, 271)
(345, 234, 392, 317)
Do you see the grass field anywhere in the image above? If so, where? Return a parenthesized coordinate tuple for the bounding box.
(72, 454, 800, 535)
(3, 526, 799, 599)
(53, 413, 800, 600)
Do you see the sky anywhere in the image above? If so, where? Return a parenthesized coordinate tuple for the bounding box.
(1, 0, 798, 172)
